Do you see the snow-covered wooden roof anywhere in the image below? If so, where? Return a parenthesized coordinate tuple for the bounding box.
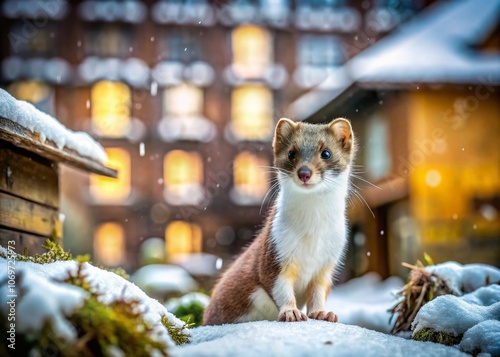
(0, 117, 117, 178)
(290, 0, 500, 121)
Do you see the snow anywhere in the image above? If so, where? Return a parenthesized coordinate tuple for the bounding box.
(412, 294, 500, 336)
(0, 88, 107, 164)
(426, 261, 500, 294)
(0, 253, 188, 347)
(173, 320, 468, 357)
(325, 272, 403, 333)
(166, 292, 211, 313)
(412, 284, 500, 355)
(0, 269, 87, 342)
(131, 264, 199, 297)
(349, 0, 500, 84)
(460, 320, 500, 356)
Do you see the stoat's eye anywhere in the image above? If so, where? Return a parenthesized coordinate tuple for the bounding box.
(288, 151, 296, 161)
(321, 150, 332, 159)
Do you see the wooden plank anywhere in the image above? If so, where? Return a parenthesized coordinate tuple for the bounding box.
(0, 146, 59, 208)
(0, 228, 48, 255)
(0, 117, 117, 178)
(0, 192, 62, 238)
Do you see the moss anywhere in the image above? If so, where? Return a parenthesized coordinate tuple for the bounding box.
(413, 328, 461, 346)
(161, 315, 191, 346)
(0, 243, 190, 356)
(173, 300, 206, 327)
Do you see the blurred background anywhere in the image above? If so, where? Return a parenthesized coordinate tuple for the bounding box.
(0, 0, 498, 298)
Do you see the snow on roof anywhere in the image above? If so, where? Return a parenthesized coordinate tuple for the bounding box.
(289, 0, 500, 121)
(0, 88, 107, 164)
(350, 0, 500, 85)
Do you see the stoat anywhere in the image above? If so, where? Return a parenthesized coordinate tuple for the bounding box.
(203, 118, 355, 325)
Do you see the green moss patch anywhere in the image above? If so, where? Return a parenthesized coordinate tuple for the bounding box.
(413, 328, 461, 346)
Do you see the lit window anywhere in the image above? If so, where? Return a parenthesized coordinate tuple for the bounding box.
(232, 25, 272, 78)
(165, 221, 202, 256)
(231, 85, 273, 140)
(86, 24, 131, 58)
(90, 148, 131, 203)
(160, 28, 200, 62)
(163, 83, 203, 118)
(231, 151, 269, 204)
(297, 35, 343, 66)
(8, 80, 54, 115)
(91, 81, 131, 137)
(94, 222, 125, 266)
(9, 23, 55, 56)
(164, 150, 204, 205)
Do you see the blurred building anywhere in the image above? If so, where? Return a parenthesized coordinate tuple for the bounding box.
(0, 0, 433, 272)
(291, 0, 500, 277)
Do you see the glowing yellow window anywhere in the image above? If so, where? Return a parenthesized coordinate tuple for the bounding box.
(90, 148, 131, 203)
(231, 85, 273, 140)
(232, 152, 269, 204)
(94, 222, 125, 266)
(164, 150, 204, 205)
(91, 80, 131, 137)
(232, 25, 272, 78)
(163, 83, 203, 118)
(165, 221, 202, 256)
(8, 80, 53, 114)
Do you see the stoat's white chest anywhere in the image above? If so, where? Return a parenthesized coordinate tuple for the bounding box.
(270, 172, 349, 295)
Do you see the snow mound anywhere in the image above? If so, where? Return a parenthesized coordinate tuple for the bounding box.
(0, 88, 107, 163)
(460, 320, 500, 356)
(412, 295, 500, 336)
(0, 256, 188, 347)
(412, 284, 500, 354)
(0, 269, 87, 342)
(426, 262, 500, 294)
(325, 272, 403, 333)
(173, 320, 467, 357)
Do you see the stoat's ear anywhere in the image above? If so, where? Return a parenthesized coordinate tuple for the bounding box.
(328, 118, 353, 151)
(273, 118, 297, 149)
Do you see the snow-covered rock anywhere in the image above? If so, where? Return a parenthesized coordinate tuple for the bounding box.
(412, 283, 500, 355)
(0, 269, 87, 342)
(173, 320, 468, 357)
(0, 88, 107, 163)
(412, 295, 500, 336)
(425, 262, 500, 294)
(460, 320, 500, 356)
(0, 255, 188, 348)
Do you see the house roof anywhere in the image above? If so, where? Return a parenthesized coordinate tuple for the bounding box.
(290, 0, 500, 120)
(0, 117, 117, 178)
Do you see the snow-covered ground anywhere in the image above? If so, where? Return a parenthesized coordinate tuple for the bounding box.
(325, 272, 403, 333)
(0, 88, 107, 163)
(174, 320, 468, 357)
(2, 250, 498, 356)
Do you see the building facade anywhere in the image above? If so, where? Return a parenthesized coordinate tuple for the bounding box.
(0, 0, 429, 271)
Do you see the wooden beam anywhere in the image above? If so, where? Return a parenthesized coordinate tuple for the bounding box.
(0, 192, 62, 238)
(0, 117, 117, 178)
(0, 147, 59, 208)
(0, 228, 48, 255)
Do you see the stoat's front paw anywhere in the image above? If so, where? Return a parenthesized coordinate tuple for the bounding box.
(278, 309, 308, 322)
(308, 311, 338, 322)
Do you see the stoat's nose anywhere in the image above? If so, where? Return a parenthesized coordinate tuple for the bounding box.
(297, 166, 312, 183)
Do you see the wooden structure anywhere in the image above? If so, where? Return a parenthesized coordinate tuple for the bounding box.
(0, 117, 116, 254)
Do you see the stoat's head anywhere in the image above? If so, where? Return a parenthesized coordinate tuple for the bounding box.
(272, 118, 355, 193)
